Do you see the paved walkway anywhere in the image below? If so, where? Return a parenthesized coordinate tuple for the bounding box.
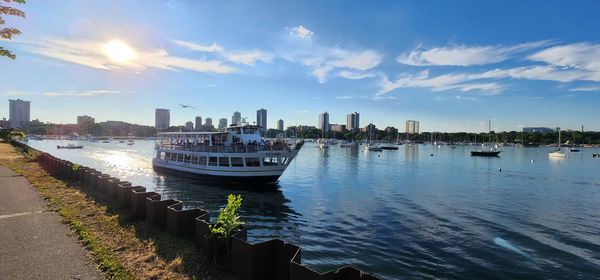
(0, 166, 103, 280)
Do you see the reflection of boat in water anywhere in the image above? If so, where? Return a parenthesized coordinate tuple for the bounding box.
(57, 144, 83, 149)
(152, 124, 304, 184)
(155, 173, 300, 242)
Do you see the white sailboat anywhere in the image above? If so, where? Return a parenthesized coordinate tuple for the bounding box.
(548, 128, 566, 158)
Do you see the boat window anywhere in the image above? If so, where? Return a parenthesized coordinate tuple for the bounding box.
(191, 156, 199, 164)
(160, 152, 166, 160)
(209, 157, 218, 166)
(198, 156, 207, 165)
(245, 157, 260, 167)
(218, 157, 230, 167)
(177, 154, 184, 162)
(169, 153, 176, 161)
(231, 157, 243, 167)
(281, 157, 288, 165)
(184, 154, 191, 163)
(263, 157, 278, 166)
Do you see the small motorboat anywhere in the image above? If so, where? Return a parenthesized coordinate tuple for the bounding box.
(570, 148, 580, 152)
(57, 144, 83, 149)
(592, 153, 600, 158)
(364, 143, 383, 152)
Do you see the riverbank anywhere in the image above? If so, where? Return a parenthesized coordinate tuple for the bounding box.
(0, 143, 232, 280)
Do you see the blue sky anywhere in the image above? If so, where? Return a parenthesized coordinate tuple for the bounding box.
(1, 0, 600, 132)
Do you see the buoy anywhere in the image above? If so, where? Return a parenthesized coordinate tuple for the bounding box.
(498, 168, 502, 172)
(531, 159, 535, 163)
(378, 154, 380, 157)
(430, 153, 434, 157)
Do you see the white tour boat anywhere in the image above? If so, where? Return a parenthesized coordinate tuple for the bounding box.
(152, 125, 304, 184)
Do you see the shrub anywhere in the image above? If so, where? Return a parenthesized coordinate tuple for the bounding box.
(209, 194, 244, 239)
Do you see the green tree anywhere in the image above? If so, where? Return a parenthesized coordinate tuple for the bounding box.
(1, 0, 25, 59)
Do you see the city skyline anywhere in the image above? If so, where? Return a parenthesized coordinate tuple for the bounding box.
(2, 1, 600, 132)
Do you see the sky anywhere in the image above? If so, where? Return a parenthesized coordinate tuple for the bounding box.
(1, 0, 600, 132)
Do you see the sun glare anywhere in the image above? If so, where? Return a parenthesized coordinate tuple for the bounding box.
(102, 40, 136, 64)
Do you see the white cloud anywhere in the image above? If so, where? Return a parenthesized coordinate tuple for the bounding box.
(224, 50, 273, 65)
(43, 90, 134, 97)
(337, 70, 376, 80)
(331, 49, 382, 70)
(172, 40, 224, 52)
(290, 25, 314, 39)
(378, 70, 503, 95)
(335, 96, 353, 100)
(27, 38, 236, 74)
(528, 43, 600, 81)
(301, 48, 382, 83)
(569, 86, 600, 92)
(398, 40, 552, 66)
(372, 95, 397, 101)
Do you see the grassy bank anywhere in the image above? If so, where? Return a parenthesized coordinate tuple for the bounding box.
(0, 143, 234, 280)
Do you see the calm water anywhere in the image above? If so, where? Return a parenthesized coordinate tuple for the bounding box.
(27, 140, 600, 279)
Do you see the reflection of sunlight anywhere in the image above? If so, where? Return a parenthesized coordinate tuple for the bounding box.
(105, 152, 133, 168)
(90, 150, 153, 180)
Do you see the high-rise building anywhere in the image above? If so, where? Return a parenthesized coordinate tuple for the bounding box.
(205, 117, 213, 126)
(256, 108, 267, 130)
(77, 115, 95, 134)
(405, 120, 420, 134)
(185, 121, 194, 131)
(346, 112, 360, 132)
(155, 108, 170, 131)
(318, 112, 329, 132)
(277, 119, 284, 131)
(232, 111, 241, 126)
(195, 116, 202, 131)
(9, 99, 30, 129)
(77, 115, 95, 126)
(218, 118, 228, 131)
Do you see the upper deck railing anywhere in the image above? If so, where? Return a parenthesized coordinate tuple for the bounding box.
(157, 141, 294, 153)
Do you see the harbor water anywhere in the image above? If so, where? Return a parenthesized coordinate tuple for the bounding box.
(26, 140, 600, 279)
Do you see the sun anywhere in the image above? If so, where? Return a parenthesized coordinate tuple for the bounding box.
(102, 40, 136, 64)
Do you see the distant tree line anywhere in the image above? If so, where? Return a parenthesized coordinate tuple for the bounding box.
(26, 120, 157, 137)
(265, 127, 600, 145)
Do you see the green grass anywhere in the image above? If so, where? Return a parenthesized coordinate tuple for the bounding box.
(57, 206, 133, 280)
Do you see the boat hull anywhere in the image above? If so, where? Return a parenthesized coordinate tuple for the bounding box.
(470, 150, 501, 157)
(153, 165, 281, 184)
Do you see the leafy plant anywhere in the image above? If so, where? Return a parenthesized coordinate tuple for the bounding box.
(72, 163, 80, 171)
(209, 194, 244, 239)
(1, 0, 26, 59)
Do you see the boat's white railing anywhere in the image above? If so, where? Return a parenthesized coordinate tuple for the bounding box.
(157, 142, 292, 153)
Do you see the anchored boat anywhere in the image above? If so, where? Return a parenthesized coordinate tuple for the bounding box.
(152, 125, 304, 184)
(471, 120, 501, 157)
(57, 144, 83, 149)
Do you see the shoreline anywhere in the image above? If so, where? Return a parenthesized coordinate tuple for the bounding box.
(0, 142, 232, 280)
